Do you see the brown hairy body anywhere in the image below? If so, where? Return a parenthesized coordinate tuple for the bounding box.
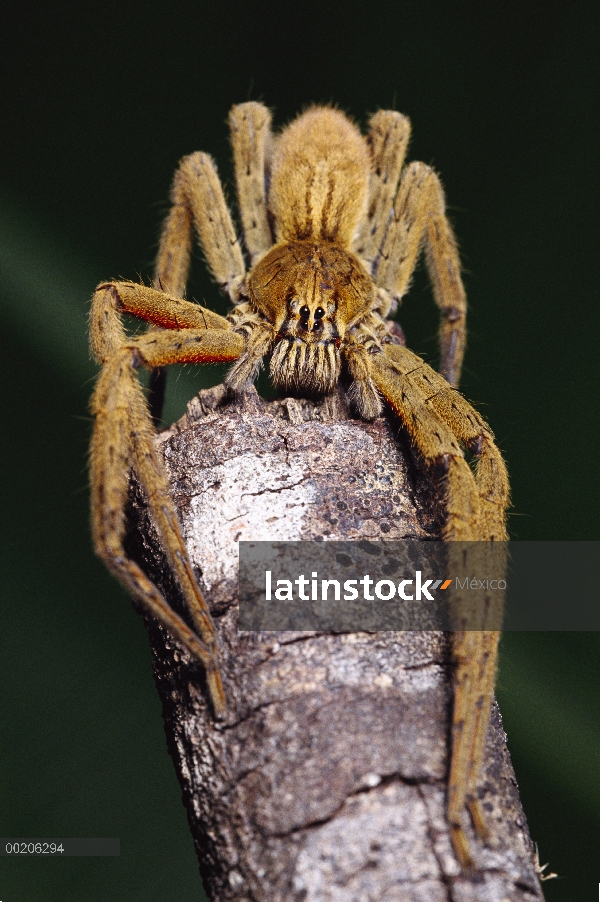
(89, 102, 509, 870)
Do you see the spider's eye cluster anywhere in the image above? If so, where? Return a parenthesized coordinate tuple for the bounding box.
(299, 305, 325, 333)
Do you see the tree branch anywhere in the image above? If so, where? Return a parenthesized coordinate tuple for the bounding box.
(126, 385, 544, 902)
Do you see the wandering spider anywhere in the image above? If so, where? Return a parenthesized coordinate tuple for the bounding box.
(89, 102, 509, 870)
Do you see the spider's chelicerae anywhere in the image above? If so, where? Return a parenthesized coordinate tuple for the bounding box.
(89, 102, 509, 869)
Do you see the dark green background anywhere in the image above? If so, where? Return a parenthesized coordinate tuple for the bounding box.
(1, 2, 598, 899)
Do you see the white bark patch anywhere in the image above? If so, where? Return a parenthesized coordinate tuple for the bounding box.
(181, 450, 316, 590)
(293, 782, 442, 900)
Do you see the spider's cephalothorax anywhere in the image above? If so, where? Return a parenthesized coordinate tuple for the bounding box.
(234, 239, 378, 405)
(89, 102, 510, 870)
(255, 242, 353, 397)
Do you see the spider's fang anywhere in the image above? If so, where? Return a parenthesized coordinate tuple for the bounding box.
(270, 338, 341, 395)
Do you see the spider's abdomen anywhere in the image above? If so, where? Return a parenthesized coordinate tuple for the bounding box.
(269, 107, 370, 248)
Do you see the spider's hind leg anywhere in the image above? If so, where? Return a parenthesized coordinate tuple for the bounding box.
(370, 162, 467, 388)
(355, 109, 412, 270)
(148, 144, 248, 422)
(229, 102, 274, 264)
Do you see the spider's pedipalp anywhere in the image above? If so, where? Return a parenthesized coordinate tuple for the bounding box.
(223, 320, 275, 393)
(344, 339, 383, 419)
(355, 109, 412, 268)
(229, 102, 274, 263)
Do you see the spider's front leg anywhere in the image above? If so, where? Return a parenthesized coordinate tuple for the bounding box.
(379, 343, 509, 541)
(370, 345, 509, 868)
(90, 281, 245, 716)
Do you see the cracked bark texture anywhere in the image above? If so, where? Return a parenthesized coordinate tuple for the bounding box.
(126, 384, 544, 902)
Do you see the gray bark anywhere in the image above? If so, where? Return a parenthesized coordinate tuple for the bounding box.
(126, 384, 544, 902)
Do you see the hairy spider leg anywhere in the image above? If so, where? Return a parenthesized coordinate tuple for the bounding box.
(448, 628, 502, 866)
(373, 343, 509, 867)
(229, 102, 274, 263)
(148, 149, 248, 421)
(371, 349, 481, 539)
(157, 151, 246, 297)
(91, 282, 232, 352)
(90, 283, 244, 716)
(382, 344, 509, 539)
(369, 162, 467, 388)
(355, 109, 412, 266)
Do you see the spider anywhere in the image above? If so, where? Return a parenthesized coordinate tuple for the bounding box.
(89, 102, 509, 870)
